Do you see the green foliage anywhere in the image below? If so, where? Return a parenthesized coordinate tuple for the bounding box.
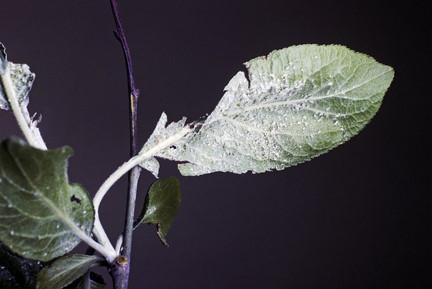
(1, 37, 394, 289)
(135, 177, 181, 245)
(0, 139, 94, 261)
(141, 45, 394, 176)
(37, 254, 101, 289)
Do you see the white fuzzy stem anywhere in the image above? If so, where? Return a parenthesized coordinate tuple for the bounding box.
(115, 234, 123, 255)
(92, 126, 191, 247)
(1, 65, 117, 261)
(0, 66, 47, 150)
(49, 201, 117, 262)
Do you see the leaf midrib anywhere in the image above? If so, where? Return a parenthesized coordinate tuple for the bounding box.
(8, 147, 82, 240)
(223, 68, 391, 117)
(50, 257, 98, 282)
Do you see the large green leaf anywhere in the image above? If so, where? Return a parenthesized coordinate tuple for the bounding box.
(140, 44, 394, 176)
(0, 139, 94, 261)
(37, 254, 101, 289)
(134, 177, 181, 246)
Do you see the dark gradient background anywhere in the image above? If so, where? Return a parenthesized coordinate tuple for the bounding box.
(0, 1, 430, 289)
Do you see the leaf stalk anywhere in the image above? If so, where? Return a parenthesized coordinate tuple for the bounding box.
(0, 66, 47, 150)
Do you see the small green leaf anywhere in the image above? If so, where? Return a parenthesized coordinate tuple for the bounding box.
(37, 254, 101, 289)
(0, 138, 94, 261)
(135, 177, 181, 246)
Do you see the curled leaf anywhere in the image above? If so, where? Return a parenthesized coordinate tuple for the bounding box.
(0, 42, 35, 111)
(134, 177, 181, 246)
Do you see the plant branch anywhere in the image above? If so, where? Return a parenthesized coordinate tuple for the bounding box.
(109, 256, 129, 289)
(92, 127, 191, 262)
(108, 0, 142, 288)
(109, 0, 141, 262)
(109, 0, 139, 100)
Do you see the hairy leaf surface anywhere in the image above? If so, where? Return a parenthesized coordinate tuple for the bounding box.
(0, 139, 94, 261)
(141, 45, 394, 176)
(134, 177, 181, 245)
(37, 254, 101, 289)
(0, 42, 35, 111)
(0, 42, 44, 149)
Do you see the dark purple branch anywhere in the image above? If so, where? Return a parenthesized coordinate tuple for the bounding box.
(109, 257, 130, 289)
(109, 0, 142, 288)
(109, 0, 140, 154)
(109, 0, 139, 102)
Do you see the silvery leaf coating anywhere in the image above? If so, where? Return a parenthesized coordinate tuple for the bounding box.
(0, 43, 35, 111)
(141, 45, 394, 176)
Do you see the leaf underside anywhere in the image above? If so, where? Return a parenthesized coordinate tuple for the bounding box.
(0, 139, 94, 261)
(37, 254, 101, 289)
(135, 177, 181, 246)
(0, 42, 35, 111)
(141, 44, 394, 176)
